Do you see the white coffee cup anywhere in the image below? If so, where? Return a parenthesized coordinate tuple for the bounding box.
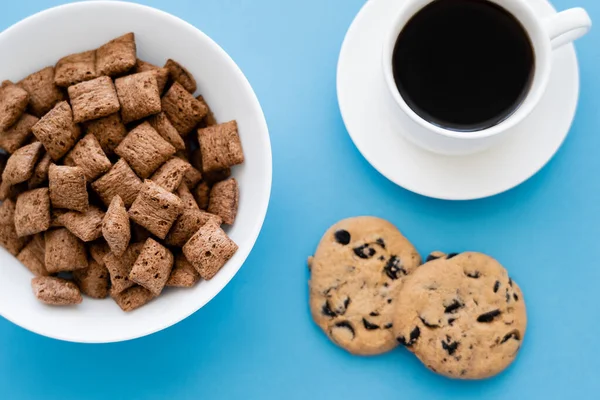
(381, 0, 591, 156)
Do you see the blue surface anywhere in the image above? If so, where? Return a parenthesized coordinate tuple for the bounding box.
(1, 0, 599, 398)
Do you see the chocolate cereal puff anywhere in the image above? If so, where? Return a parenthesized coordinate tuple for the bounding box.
(112, 285, 154, 312)
(68, 76, 120, 123)
(115, 71, 161, 124)
(48, 164, 88, 212)
(104, 242, 144, 295)
(193, 181, 211, 210)
(18, 66, 65, 117)
(198, 121, 244, 172)
(176, 183, 200, 211)
(166, 253, 200, 288)
(150, 157, 190, 192)
(182, 220, 238, 280)
(49, 208, 67, 228)
(128, 179, 184, 239)
(54, 50, 97, 87)
(161, 82, 207, 136)
(73, 259, 110, 299)
(84, 113, 127, 156)
(96, 33, 137, 77)
(17, 234, 48, 276)
(91, 158, 142, 207)
(134, 59, 169, 94)
(148, 112, 185, 151)
(102, 195, 130, 257)
(165, 208, 220, 247)
(2, 142, 43, 185)
(0, 113, 38, 154)
(88, 240, 110, 266)
(31, 276, 82, 306)
(31, 101, 81, 160)
(164, 59, 197, 94)
(114, 121, 176, 178)
(208, 178, 239, 225)
(0, 199, 28, 255)
(196, 95, 217, 127)
(28, 152, 52, 189)
(203, 168, 232, 185)
(183, 165, 203, 190)
(15, 188, 51, 237)
(0, 181, 26, 202)
(64, 133, 112, 181)
(57, 207, 105, 242)
(130, 222, 153, 243)
(44, 228, 88, 273)
(0, 82, 29, 131)
(129, 238, 173, 296)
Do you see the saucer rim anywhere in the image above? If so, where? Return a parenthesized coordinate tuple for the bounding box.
(336, 0, 580, 201)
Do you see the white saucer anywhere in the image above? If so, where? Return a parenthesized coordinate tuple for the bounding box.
(337, 0, 580, 200)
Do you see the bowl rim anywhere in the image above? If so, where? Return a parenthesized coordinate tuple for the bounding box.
(0, 0, 272, 343)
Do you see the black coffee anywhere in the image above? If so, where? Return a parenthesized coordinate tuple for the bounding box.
(392, 0, 534, 131)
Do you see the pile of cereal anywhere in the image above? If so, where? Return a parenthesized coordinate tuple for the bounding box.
(0, 33, 243, 311)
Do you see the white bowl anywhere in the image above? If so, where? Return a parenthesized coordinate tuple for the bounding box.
(0, 2, 272, 343)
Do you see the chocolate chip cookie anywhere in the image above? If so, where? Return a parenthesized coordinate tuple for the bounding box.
(309, 217, 421, 355)
(392, 252, 526, 379)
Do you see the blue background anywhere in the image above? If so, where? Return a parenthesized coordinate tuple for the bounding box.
(1, 0, 599, 398)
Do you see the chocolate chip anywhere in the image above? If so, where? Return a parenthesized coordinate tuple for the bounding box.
(509, 277, 513, 287)
(322, 301, 337, 318)
(426, 253, 441, 262)
(383, 323, 393, 329)
(444, 299, 463, 314)
(376, 238, 386, 249)
(477, 309, 502, 323)
(384, 255, 406, 280)
(363, 318, 380, 330)
(378, 255, 385, 261)
(465, 271, 480, 278)
(387, 298, 392, 304)
(460, 369, 467, 376)
(334, 321, 355, 338)
(369, 311, 380, 317)
(494, 281, 500, 293)
(334, 229, 351, 245)
(383, 282, 389, 288)
(419, 316, 439, 328)
(410, 326, 420, 343)
(513, 293, 519, 301)
(448, 318, 456, 326)
(353, 244, 376, 259)
(343, 297, 350, 312)
(447, 253, 459, 259)
(501, 330, 521, 344)
(506, 289, 510, 302)
(397, 326, 420, 347)
(441, 336, 460, 355)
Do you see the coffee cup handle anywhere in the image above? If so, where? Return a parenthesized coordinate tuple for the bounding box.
(544, 8, 592, 50)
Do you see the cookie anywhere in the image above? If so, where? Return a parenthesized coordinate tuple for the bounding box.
(309, 217, 421, 355)
(392, 252, 526, 379)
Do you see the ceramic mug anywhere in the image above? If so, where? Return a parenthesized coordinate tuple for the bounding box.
(381, 0, 591, 156)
